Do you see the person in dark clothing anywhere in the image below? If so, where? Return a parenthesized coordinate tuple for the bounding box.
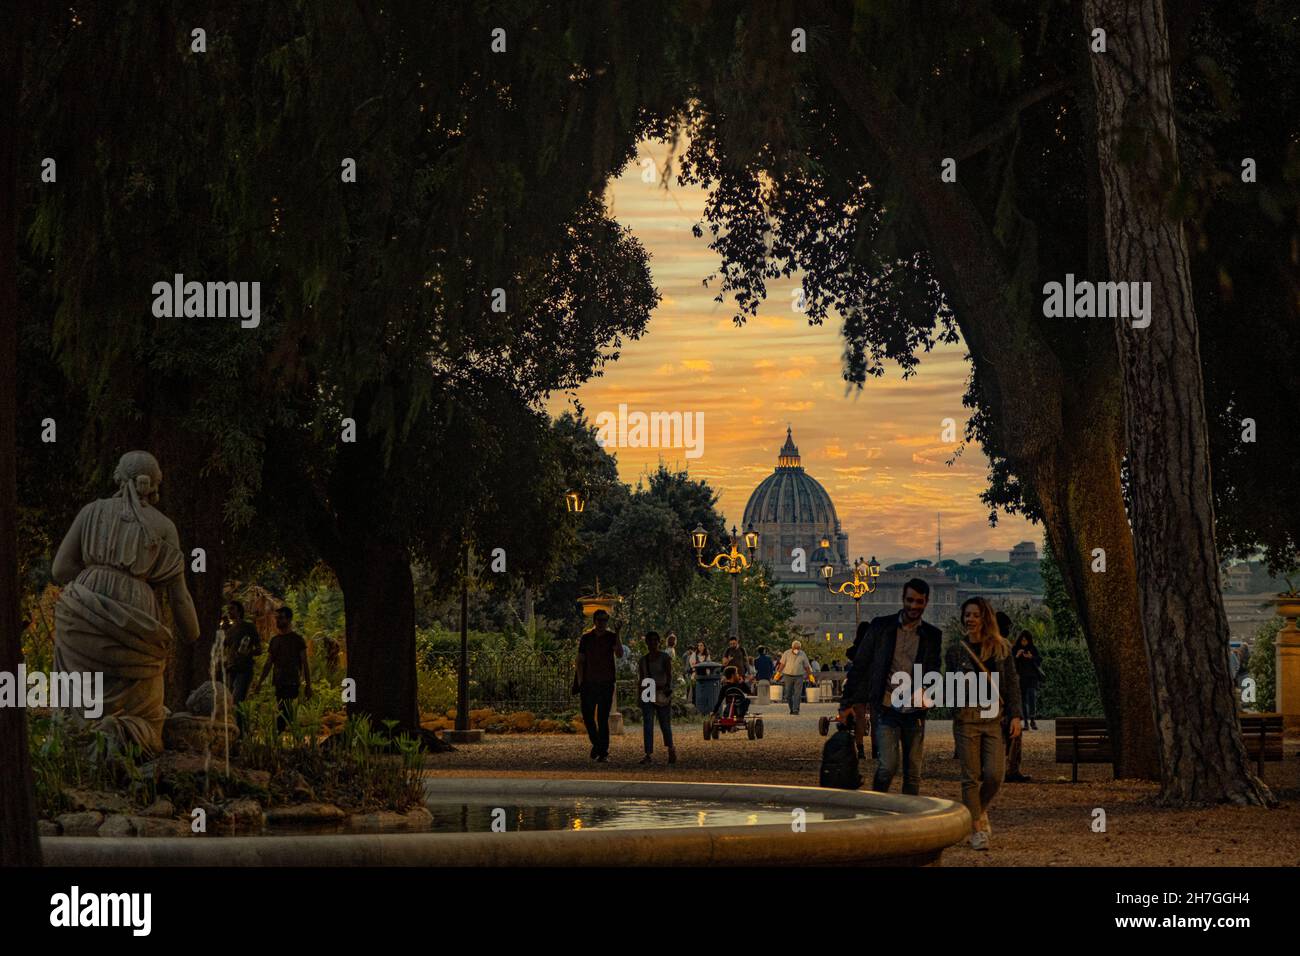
(1012, 630, 1044, 731)
(638, 631, 676, 764)
(839, 578, 942, 793)
(222, 600, 261, 731)
(754, 647, 775, 680)
(721, 636, 747, 674)
(996, 612, 1030, 783)
(575, 609, 623, 762)
(253, 606, 311, 733)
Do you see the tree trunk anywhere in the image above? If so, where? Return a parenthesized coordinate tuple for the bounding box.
(1033, 375, 1157, 777)
(1085, 0, 1269, 803)
(151, 419, 228, 710)
(814, 41, 1161, 778)
(0, 2, 42, 865)
(337, 539, 419, 733)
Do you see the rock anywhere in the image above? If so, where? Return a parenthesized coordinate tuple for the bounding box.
(98, 814, 136, 837)
(264, 803, 346, 827)
(149, 751, 269, 791)
(56, 811, 104, 836)
(163, 712, 240, 752)
(233, 767, 271, 790)
(218, 798, 264, 831)
(139, 797, 175, 818)
(62, 788, 131, 814)
(186, 681, 236, 719)
(130, 816, 190, 837)
(347, 806, 433, 833)
(37, 820, 62, 837)
(272, 769, 315, 802)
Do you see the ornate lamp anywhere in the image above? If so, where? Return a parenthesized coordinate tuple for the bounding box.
(692, 524, 758, 640)
(824, 551, 881, 624)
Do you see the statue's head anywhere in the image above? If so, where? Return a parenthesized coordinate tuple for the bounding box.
(112, 451, 163, 504)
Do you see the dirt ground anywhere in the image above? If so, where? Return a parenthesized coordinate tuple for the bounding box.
(422, 711, 1300, 866)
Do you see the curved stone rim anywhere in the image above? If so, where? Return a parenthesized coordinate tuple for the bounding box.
(40, 777, 971, 867)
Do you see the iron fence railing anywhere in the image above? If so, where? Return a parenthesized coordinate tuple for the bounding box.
(423, 652, 578, 714)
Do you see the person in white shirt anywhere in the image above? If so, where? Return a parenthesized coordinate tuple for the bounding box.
(776, 640, 814, 715)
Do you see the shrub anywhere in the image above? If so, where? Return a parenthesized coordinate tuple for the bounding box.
(1033, 637, 1103, 718)
(1245, 619, 1278, 712)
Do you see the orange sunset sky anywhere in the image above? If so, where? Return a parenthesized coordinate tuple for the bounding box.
(544, 139, 1041, 565)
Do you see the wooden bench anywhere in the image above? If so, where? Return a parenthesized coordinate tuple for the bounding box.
(1055, 717, 1112, 782)
(1056, 713, 1284, 782)
(1239, 713, 1284, 776)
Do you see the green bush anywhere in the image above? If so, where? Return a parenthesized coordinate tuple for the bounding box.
(1244, 619, 1278, 712)
(1033, 636, 1104, 718)
(418, 657, 459, 715)
(923, 633, 1102, 720)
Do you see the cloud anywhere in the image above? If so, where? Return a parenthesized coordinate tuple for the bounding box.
(681, 359, 714, 372)
(911, 447, 959, 467)
(892, 434, 940, 447)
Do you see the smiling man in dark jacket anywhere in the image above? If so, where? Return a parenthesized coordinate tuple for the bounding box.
(840, 578, 942, 795)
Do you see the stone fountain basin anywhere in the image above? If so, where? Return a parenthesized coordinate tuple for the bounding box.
(41, 778, 971, 866)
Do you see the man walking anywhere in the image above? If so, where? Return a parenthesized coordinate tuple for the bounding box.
(839, 578, 941, 795)
(777, 640, 814, 715)
(754, 645, 775, 704)
(575, 609, 622, 762)
(721, 635, 747, 674)
(223, 600, 261, 711)
(253, 606, 311, 733)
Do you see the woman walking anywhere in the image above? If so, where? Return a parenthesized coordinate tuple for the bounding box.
(1012, 631, 1044, 730)
(685, 640, 708, 704)
(946, 597, 1022, 850)
(637, 632, 676, 764)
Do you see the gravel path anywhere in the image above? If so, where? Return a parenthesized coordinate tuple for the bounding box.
(424, 703, 1300, 866)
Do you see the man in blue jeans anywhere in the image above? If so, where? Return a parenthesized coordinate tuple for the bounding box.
(840, 579, 942, 795)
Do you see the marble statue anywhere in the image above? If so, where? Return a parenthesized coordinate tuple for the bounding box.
(52, 451, 199, 754)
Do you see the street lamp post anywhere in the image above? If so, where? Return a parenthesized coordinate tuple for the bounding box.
(442, 533, 485, 744)
(456, 538, 470, 732)
(693, 523, 759, 640)
(820, 539, 881, 625)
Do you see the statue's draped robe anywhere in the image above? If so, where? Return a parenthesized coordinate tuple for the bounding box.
(54, 498, 184, 754)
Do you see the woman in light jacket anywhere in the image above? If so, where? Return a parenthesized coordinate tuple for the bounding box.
(945, 597, 1021, 850)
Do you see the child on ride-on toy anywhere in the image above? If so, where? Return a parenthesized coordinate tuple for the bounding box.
(715, 666, 750, 721)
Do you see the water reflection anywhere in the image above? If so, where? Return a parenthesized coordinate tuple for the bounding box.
(421, 797, 876, 833)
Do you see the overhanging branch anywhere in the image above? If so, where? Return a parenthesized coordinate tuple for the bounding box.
(953, 78, 1073, 160)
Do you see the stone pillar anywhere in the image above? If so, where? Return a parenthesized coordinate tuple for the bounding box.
(1277, 618, 1300, 735)
(609, 683, 623, 736)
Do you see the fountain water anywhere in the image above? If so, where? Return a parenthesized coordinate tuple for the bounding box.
(203, 626, 232, 783)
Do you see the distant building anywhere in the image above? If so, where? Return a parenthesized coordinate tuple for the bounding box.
(742, 427, 958, 646)
(1009, 541, 1039, 565)
(1223, 563, 1252, 593)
